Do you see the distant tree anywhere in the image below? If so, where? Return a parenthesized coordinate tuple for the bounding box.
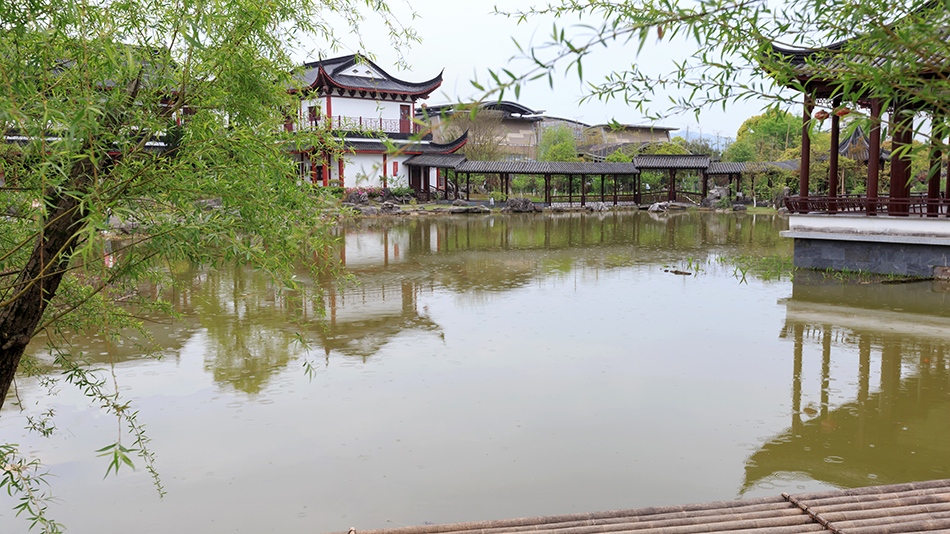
(638, 142, 690, 156)
(673, 136, 723, 159)
(605, 148, 632, 162)
(539, 124, 579, 162)
(725, 109, 802, 162)
(439, 107, 507, 161)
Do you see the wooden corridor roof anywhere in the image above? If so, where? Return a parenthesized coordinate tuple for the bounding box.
(324, 479, 950, 534)
(453, 160, 639, 175)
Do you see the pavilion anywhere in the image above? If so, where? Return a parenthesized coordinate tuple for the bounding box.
(766, 5, 950, 275)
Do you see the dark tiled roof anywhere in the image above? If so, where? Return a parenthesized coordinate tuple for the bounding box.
(343, 132, 467, 155)
(766, 4, 950, 96)
(418, 101, 543, 120)
(404, 154, 467, 168)
(455, 161, 638, 174)
(295, 54, 442, 97)
(838, 125, 891, 162)
(707, 161, 799, 174)
(634, 154, 710, 169)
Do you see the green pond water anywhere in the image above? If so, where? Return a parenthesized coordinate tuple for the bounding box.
(3, 211, 950, 533)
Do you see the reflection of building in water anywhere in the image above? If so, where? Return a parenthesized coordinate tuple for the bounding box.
(743, 277, 950, 494)
(315, 280, 440, 362)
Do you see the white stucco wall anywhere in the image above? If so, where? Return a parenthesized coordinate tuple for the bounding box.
(329, 96, 407, 121)
(788, 214, 950, 238)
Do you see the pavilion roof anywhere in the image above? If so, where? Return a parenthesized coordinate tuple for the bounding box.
(838, 125, 891, 162)
(418, 101, 544, 121)
(633, 154, 710, 170)
(764, 3, 950, 99)
(403, 154, 467, 168)
(453, 160, 639, 175)
(291, 132, 467, 155)
(294, 53, 442, 98)
(707, 161, 798, 175)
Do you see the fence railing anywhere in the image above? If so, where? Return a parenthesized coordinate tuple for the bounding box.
(785, 195, 950, 216)
(290, 115, 424, 135)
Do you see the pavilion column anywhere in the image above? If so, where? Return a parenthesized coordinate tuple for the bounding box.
(890, 101, 913, 216)
(581, 174, 587, 206)
(799, 93, 814, 212)
(829, 98, 842, 212)
(668, 170, 676, 202)
(930, 113, 944, 216)
(701, 170, 708, 199)
(613, 175, 619, 205)
(309, 153, 318, 184)
(568, 175, 573, 206)
(867, 98, 883, 215)
(544, 174, 551, 205)
(635, 174, 641, 205)
(601, 174, 606, 202)
(466, 173, 470, 201)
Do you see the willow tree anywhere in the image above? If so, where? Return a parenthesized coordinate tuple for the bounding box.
(493, 0, 950, 150)
(0, 0, 414, 528)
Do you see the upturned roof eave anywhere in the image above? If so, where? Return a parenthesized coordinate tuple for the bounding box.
(293, 54, 444, 97)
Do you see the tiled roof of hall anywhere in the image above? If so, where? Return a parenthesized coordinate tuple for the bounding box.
(293, 53, 443, 98)
(337, 131, 469, 155)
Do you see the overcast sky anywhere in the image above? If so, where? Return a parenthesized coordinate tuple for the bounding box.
(297, 0, 793, 145)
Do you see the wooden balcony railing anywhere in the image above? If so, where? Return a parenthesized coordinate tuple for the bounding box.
(290, 115, 424, 135)
(785, 195, 950, 217)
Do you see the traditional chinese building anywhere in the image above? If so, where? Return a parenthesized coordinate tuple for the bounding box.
(287, 54, 467, 190)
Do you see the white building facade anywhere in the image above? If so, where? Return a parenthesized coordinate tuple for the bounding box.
(288, 54, 467, 191)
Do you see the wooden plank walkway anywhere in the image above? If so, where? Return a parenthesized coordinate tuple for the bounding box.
(325, 479, 950, 534)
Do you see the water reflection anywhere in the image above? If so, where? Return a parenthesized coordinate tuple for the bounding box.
(744, 274, 950, 493)
(8, 211, 950, 534)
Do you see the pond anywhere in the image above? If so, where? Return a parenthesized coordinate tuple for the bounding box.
(2, 211, 949, 534)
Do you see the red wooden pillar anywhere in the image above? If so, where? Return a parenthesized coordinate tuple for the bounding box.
(668, 170, 676, 202)
(701, 171, 708, 199)
(800, 94, 814, 211)
(338, 158, 344, 186)
(890, 102, 912, 216)
(929, 113, 944, 216)
(382, 154, 388, 188)
(829, 98, 841, 212)
(867, 98, 883, 215)
(309, 153, 318, 185)
(544, 174, 551, 205)
(322, 153, 330, 187)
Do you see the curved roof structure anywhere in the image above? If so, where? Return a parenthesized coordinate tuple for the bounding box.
(454, 160, 638, 175)
(294, 53, 443, 98)
(707, 160, 799, 175)
(418, 100, 544, 121)
(342, 131, 468, 155)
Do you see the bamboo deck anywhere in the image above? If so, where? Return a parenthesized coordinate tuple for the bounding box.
(326, 479, 950, 534)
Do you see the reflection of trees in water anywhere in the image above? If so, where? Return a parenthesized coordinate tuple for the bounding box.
(35, 213, 791, 394)
(337, 212, 791, 300)
(191, 265, 304, 396)
(743, 283, 950, 494)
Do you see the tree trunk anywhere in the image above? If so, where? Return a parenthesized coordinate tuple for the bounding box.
(0, 168, 92, 410)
